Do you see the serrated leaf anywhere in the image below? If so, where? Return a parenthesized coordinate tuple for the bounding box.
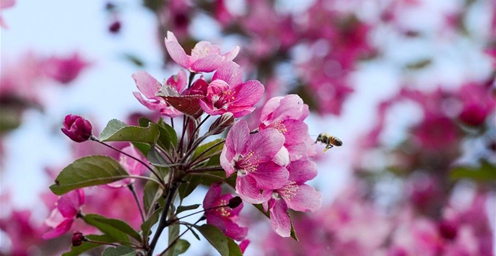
(450, 159, 496, 181)
(62, 234, 115, 256)
(83, 214, 140, 244)
(102, 246, 135, 256)
(195, 224, 241, 256)
(50, 156, 129, 195)
(100, 119, 159, 144)
(176, 204, 201, 214)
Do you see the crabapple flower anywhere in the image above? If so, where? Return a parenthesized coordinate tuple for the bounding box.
(43, 53, 89, 84)
(108, 144, 147, 188)
(164, 31, 239, 73)
(259, 94, 314, 161)
(0, 0, 15, 29)
(261, 160, 321, 237)
(42, 189, 85, 239)
(132, 70, 186, 117)
(61, 114, 93, 142)
(221, 120, 289, 203)
(200, 61, 264, 118)
(203, 183, 248, 241)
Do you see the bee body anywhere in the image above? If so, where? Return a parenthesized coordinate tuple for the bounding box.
(315, 133, 342, 152)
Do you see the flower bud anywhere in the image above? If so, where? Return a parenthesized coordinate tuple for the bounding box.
(208, 113, 234, 135)
(61, 114, 93, 142)
(228, 196, 242, 209)
(72, 231, 86, 246)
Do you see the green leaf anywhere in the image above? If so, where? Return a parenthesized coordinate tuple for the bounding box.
(139, 117, 173, 150)
(132, 142, 152, 157)
(158, 118, 178, 148)
(100, 119, 159, 144)
(176, 204, 200, 214)
(141, 207, 161, 238)
(191, 138, 225, 164)
(50, 156, 129, 195)
(178, 171, 227, 200)
(122, 53, 145, 67)
(195, 224, 242, 256)
(165, 223, 180, 256)
(171, 239, 190, 256)
(148, 147, 172, 167)
(83, 214, 142, 244)
(450, 159, 496, 181)
(62, 234, 115, 256)
(143, 179, 163, 215)
(102, 246, 135, 256)
(227, 237, 243, 256)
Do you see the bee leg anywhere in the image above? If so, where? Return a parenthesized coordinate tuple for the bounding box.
(323, 144, 333, 152)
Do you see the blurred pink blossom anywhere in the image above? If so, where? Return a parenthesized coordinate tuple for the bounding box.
(0, 0, 15, 29)
(43, 53, 89, 84)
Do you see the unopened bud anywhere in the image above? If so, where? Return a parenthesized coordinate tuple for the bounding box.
(208, 113, 234, 135)
(228, 196, 242, 209)
(72, 231, 86, 246)
(61, 114, 93, 142)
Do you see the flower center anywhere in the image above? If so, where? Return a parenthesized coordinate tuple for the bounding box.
(233, 151, 258, 176)
(279, 181, 298, 201)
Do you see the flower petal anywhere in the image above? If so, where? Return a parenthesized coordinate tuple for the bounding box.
(237, 175, 265, 204)
(212, 61, 243, 85)
(164, 31, 190, 69)
(285, 184, 321, 212)
(42, 219, 74, 239)
(132, 71, 161, 98)
(270, 200, 291, 237)
(251, 163, 289, 190)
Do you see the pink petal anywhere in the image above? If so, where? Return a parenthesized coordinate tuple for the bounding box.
(228, 120, 251, 156)
(58, 190, 83, 218)
(284, 184, 321, 212)
(223, 219, 248, 241)
(237, 175, 265, 204)
(222, 46, 240, 61)
(191, 55, 225, 73)
(212, 61, 243, 85)
(231, 80, 265, 107)
(250, 163, 288, 190)
(42, 218, 74, 239)
(270, 200, 291, 237)
(44, 209, 64, 228)
(220, 146, 236, 177)
(164, 31, 190, 69)
(246, 128, 284, 162)
(287, 160, 318, 183)
(132, 71, 161, 98)
(272, 146, 290, 167)
(203, 183, 222, 209)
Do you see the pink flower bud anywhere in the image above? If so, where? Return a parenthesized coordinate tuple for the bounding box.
(61, 114, 93, 142)
(72, 231, 86, 246)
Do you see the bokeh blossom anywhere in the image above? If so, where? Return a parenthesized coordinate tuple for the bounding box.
(42, 189, 85, 239)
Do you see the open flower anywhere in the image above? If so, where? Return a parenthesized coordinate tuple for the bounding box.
(261, 160, 321, 237)
(132, 70, 186, 117)
(220, 120, 289, 203)
(61, 114, 93, 142)
(42, 189, 85, 239)
(164, 31, 239, 73)
(203, 183, 248, 241)
(200, 61, 264, 118)
(259, 94, 314, 161)
(108, 144, 148, 188)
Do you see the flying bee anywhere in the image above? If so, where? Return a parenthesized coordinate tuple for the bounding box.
(315, 133, 342, 152)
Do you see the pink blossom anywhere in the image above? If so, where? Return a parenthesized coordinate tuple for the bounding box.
(203, 183, 248, 241)
(259, 95, 314, 161)
(220, 120, 289, 203)
(132, 70, 186, 117)
(0, 0, 15, 29)
(456, 82, 495, 127)
(43, 53, 89, 84)
(261, 160, 321, 237)
(43, 189, 85, 239)
(61, 114, 93, 143)
(108, 144, 147, 188)
(0, 209, 44, 256)
(164, 31, 239, 73)
(200, 61, 264, 118)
